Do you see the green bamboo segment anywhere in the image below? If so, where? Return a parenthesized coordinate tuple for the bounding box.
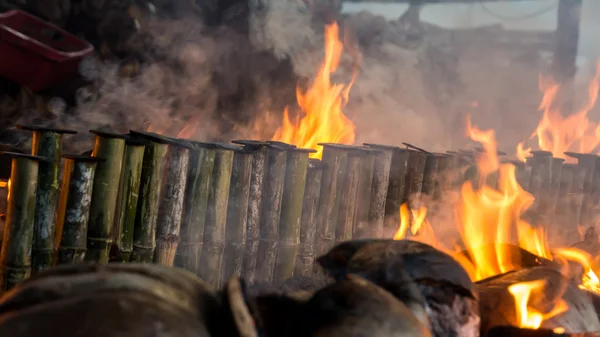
(294, 159, 324, 277)
(56, 155, 101, 265)
(111, 137, 146, 263)
(155, 140, 192, 266)
(314, 143, 352, 258)
(221, 148, 254, 282)
(197, 143, 237, 287)
(0, 152, 48, 292)
(274, 147, 314, 281)
(336, 149, 362, 244)
(16, 125, 77, 274)
(255, 142, 293, 283)
(128, 131, 170, 263)
(231, 140, 268, 284)
(86, 130, 126, 264)
(352, 148, 377, 239)
(175, 142, 217, 273)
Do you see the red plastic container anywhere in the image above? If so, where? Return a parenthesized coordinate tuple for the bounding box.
(0, 10, 94, 91)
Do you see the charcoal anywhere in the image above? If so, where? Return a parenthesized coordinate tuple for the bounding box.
(291, 274, 431, 337)
(318, 239, 479, 337)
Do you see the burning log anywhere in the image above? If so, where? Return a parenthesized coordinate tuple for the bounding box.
(86, 130, 126, 263)
(274, 147, 315, 281)
(155, 139, 192, 266)
(455, 243, 559, 272)
(315, 143, 351, 260)
(176, 142, 217, 273)
(197, 143, 237, 287)
(0, 152, 48, 292)
(222, 147, 254, 281)
(290, 274, 431, 337)
(477, 267, 600, 335)
(232, 140, 268, 285)
(317, 239, 479, 337)
(295, 159, 325, 277)
(352, 148, 378, 240)
(336, 148, 362, 244)
(363, 144, 393, 239)
(128, 131, 169, 263)
(16, 126, 77, 274)
(55, 155, 101, 265)
(111, 136, 146, 262)
(487, 326, 600, 337)
(255, 142, 290, 284)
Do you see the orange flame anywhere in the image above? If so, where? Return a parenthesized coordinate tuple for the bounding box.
(518, 61, 600, 162)
(272, 23, 357, 159)
(508, 280, 568, 329)
(553, 247, 600, 294)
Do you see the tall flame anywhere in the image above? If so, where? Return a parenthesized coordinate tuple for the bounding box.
(272, 23, 357, 159)
(517, 61, 600, 162)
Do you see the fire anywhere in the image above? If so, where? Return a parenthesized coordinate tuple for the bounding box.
(553, 247, 600, 293)
(508, 280, 568, 329)
(271, 23, 357, 159)
(394, 203, 439, 248)
(517, 61, 600, 162)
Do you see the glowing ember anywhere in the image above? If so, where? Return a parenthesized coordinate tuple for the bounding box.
(517, 61, 600, 162)
(271, 22, 357, 159)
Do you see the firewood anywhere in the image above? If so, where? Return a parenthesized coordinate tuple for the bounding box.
(291, 274, 431, 337)
(455, 243, 560, 271)
(477, 267, 600, 335)
(317, 239, 479, 337)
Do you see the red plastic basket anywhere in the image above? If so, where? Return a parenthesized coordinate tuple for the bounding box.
(0, 10, 94, 91)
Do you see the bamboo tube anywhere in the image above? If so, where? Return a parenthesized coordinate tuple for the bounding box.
(175, 142, 217, 273)
(274, 147, 314, 281)
(336, 149, 362, 244)
(255, 142, 292, 284)
(197, 143, 237, 287)
(524, 151, 553, 224)
(86, 130, 126, 263)
(221, 147, 254, 282)
(231, 140, 268, 284)
(352, 148, 377, 240)
(363, 144, 393, 239)
(315, 143, 352, 259)
(111, 136, 146, 262)
(16, 126, 77, 274)
(555, 163, 583, 244)
(421, 153, 441, 196)
(155, 139, 192, 266)
(128, 131, 170, 263)
(547, 157, 564, 218)
(565, 152, 600, 227)
(0, 152, 47, 292)
(383, 147, 409, 235)
(56, 155, 101, 265)
(295, 159, 325, 277)
(434, 154, 451, 200)
(403, 149, 428, 203)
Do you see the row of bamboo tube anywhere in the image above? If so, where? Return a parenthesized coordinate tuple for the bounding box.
(0, 126, 595, 291)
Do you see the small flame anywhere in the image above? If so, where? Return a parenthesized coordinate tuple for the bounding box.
(272, 22, 357, 159)
(518, 61, 600, 162)
(508, 280, 568, 329)
(0, 180, 7, 188)
(553, 247, 600, 293)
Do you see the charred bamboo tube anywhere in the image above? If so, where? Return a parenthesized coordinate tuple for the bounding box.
(295, 159, 325, 277)
(0, 152, 47, 292)
(404, 150, 428, 203)
(505, 160, 531, 190)
(565, 152, 600, 227)
(352, 148, 377, 240)
(315, 143, 352, 258)
(232, 140, 268, 283)
(16, 126, 77, 274)
(175, 142, 216, 273)
(128, 131, 170, 263)
(555, 163, 586, 253)
(274, 147, 314, 281)
(86, 130, 126, 263)
(155, 140, 192, 266)
(221, 148, 254, 282)
(363, 144, 393, 238)
(547, 157, 564, 217)
(434, 154, 451, 200)
(336, 149, 362, 245)
(421, 153, 442, 196)
(524, 151, 553, 224)
(197, 143, 237, 287)
(56, 155, 101, 265)
(383, 147, 409, 235)
(111, 137, 146, 263)
(255, 142, 292, 284)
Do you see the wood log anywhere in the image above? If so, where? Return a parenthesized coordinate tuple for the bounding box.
(317, 239, 479, 337)
(455, 243, 560, 272)
(477, 267, 600, 336)
(290, 274, 431, 337)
